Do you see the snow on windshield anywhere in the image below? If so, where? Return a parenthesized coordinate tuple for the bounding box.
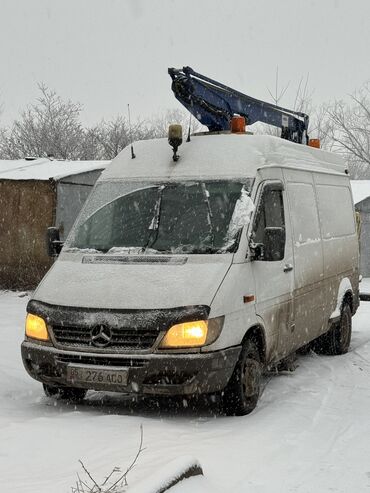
(224, 186, 255, 247)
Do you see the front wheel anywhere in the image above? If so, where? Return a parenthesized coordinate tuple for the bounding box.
(43, 384, 87, 402)
(222, 338, 263, 416)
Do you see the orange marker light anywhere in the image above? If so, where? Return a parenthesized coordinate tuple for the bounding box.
(308, 138, 321, 148)
(231, 115, 246, 133)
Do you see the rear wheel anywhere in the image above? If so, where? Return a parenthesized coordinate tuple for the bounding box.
(325, 303, 352, 355)
(222, 338, 263, 416)
(313, 302, 352, 355)
(43, 384, 87, 402)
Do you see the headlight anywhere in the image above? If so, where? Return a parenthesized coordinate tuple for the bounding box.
(25, 313, 49, 341)
(159, 316, 224, 349)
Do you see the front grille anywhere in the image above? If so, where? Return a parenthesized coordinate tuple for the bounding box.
(51, 325, 160, 350)
(56, 354, 148, 367)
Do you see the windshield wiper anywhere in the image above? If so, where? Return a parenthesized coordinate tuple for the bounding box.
(144, 185, 165, 251)
(201, 183, 215, 246)
(65, 246, 107, 253)
(187, 246, 221, 254)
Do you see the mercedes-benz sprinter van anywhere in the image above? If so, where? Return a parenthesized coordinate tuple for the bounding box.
(21, 133, 359, 415)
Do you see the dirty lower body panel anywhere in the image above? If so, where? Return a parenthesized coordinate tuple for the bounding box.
(21, 342, 241, 396)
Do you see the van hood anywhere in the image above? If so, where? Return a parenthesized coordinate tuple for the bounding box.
(33, 253, 232, 310)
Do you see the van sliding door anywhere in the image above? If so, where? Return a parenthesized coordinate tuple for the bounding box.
(284, 169, 326, 345)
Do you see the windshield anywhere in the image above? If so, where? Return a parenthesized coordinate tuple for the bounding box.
(68, 180, 254, 254)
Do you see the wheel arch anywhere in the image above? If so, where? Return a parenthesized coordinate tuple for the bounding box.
(342, 290, 354, 313)
(330, 277, 355, 320)
(242, 324, 267, 363)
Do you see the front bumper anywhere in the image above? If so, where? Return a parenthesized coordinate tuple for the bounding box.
(21, 341, 241, 396)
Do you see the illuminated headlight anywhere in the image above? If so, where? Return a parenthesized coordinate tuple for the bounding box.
(159, 316, 224, 349)
(25, 313, 49, 341)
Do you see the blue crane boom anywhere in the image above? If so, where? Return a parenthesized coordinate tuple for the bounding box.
(168, 66, 309, 145)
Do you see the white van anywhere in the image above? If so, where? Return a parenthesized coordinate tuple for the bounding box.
(21, 133, 359, 415)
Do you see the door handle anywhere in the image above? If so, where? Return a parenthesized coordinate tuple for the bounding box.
(283, 263, 293, 272)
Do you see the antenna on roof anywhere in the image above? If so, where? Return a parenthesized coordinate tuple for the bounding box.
(186, 112, 192, 142)
(127, 104, 136, 159)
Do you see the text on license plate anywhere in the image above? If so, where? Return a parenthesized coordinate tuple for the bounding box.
(67, 366, 128, 386)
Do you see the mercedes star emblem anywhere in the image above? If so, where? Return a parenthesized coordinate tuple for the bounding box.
(90, 324, 112, 348)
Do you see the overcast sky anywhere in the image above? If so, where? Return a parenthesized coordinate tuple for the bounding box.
(0, 0, 369, 127)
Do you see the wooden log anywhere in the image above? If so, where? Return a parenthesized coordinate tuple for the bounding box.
(130, 457, 203, 493)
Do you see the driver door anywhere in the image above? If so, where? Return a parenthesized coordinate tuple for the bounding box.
(250, 175, 296, 361)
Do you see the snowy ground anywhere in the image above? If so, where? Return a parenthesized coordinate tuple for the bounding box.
(1, 290, 370, 493)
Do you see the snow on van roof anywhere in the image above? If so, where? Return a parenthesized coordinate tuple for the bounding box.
(101, 134, 346, 182)
(350, 180, 370, 205)
(0, 158, 109, 181)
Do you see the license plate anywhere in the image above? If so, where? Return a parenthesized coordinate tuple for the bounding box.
(67, 366, 128, 386)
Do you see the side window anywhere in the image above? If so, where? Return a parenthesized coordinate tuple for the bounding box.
(287, 182, 320, 244)
(316, 185, 355, 238)
(251, 183, 285, 261)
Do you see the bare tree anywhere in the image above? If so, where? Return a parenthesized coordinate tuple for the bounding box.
(0, 86, 206, 162)
(321, 82, 370, 178)
(308, 104, 335, 151)
(147, 108, 202, 139)
(98, 116, 131, 159)
(263, 68, 337, 153)
(0, 84, 84, 160)
(262, 76, 370, 177)
(91, 109, 202, 160)
(252, 68, 313, 139)
(79, 125, 105, 160)
(89, 116, 149, 160)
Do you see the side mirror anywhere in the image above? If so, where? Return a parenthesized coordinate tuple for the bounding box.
(263, 227, 285, 261)
(46, 227, 64, 257)
(249, 241, 265, 261)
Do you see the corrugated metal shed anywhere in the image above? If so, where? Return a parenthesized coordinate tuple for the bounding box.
(0, 158, 109, 289)
(0, 158, 106, 181)
(351, 180, 370, 277)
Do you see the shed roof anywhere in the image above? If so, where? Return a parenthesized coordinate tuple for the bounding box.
(350, 180, 370, 205)
(101, 134, 346, 182)
(0, 158, 109, 181)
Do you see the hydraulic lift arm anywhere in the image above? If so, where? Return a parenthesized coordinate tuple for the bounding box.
(168, 66, 309, 145)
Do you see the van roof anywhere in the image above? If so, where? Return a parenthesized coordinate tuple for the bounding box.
(100, 134, 346, 182)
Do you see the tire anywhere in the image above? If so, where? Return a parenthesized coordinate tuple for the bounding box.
(222, 338, 263, 416)
(325, 302, 352, 355)
(43, 384, 87, 402)
(313, 302, 352, 355)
